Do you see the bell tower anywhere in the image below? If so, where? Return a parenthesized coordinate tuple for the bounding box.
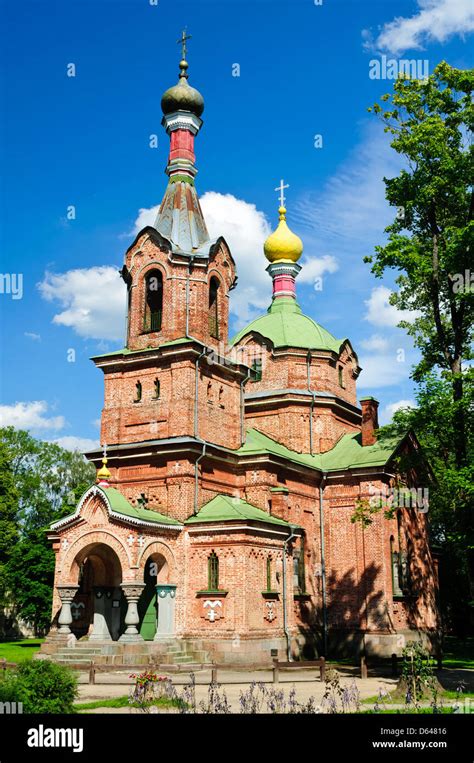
(121, 36, 236, 353)
(92, 37, 249, 457)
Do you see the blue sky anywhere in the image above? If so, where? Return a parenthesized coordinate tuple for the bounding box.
(0, 0, 473, 449)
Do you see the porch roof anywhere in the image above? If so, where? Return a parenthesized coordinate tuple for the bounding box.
(185, 494, 296, 528)
(49, 485, 182, 531)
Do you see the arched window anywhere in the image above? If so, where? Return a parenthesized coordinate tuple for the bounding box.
(208, 277, 220, 339)
(152, 378, 161, 400)
(338, 366, 344, 388)
(208, 551, 219, 591)
(143, 270, 163, 333)
(134, 381, 142, 403)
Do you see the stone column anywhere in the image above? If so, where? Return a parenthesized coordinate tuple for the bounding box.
(57, 585, 79, 637)
(154, 584, 177, 639)
(119, 583, 145, 642)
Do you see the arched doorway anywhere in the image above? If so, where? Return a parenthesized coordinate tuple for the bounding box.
(72, 543, 123, 641)
(138, 553, 175, 640)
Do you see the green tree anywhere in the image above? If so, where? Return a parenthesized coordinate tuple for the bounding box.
(0, 442, 19, 610)
(378, 373, 474, 632)
(0, 428, 96, 634)
(366, 62, 473, 469)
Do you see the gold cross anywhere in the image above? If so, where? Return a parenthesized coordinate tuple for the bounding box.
(177, 29, 192, 60)
(275, 179, 289, 207)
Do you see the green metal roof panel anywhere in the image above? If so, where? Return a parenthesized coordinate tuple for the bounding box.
(185, 494, 292, 527)
(238, 427, 402, 473)
(238, 428, 323, 470)
(230, 298, 345, 353)
(91, 337, 194, 360)
(320, 433, 402, 472)
(100, 487, 182, 525)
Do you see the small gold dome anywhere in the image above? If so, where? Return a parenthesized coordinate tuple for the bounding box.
(264, 206, 303, 263)
(97, 456, 111, 483)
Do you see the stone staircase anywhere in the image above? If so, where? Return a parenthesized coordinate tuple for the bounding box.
(49, 638, 211, 668)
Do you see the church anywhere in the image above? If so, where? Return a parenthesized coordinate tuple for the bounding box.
(41, 39, 439, 666)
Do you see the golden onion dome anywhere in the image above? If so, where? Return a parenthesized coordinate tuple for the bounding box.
(97, 456, 111, 483)
(161, 60, 204, 118)
(264, 206, 303, 263)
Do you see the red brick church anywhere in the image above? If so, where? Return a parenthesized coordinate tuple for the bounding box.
(42, 43, 439, 666)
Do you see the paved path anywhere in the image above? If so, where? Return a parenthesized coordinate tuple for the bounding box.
(77, 668, 398, 713)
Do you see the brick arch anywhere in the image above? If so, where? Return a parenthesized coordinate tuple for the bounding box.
(137, 540, 177, 583)
(135, 260, 169, 282)
(60, 530, 132, 583)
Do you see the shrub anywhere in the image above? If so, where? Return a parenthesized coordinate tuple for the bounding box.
(1, 659, 78, 713)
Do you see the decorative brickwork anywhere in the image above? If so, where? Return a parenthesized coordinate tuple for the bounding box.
(43, 52, 440, 665)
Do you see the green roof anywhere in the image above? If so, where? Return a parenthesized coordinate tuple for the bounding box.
(230, 298, 345, 353)
(101, 487, 182, 525)
(91, 337, 194, 360)
(50, 486, 182, 529)
(321, 433, 402, 471)
(185, 494, 293, 527)
(238, 428, 323, 470)
(238, 427, 403, 473)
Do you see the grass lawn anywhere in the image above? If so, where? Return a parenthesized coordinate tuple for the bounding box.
(0, 639, 44, 663)
(362, 689, 474, 705)
(75, 695, 185, 712)
(442, 636, 474, 670)
(361, 707, 455, 714)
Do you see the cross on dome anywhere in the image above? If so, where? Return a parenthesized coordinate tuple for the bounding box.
(275, 179, 289, 208)
(177, 28, 192, 61)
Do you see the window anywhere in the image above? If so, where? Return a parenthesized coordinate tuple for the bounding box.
(208, 551, 219, 590)
(397, 512, 409, 591)
(152, 378, 161, 399)
(390, 536, 403, 597)
(266, 556, 272, 592)
(251, 358, 262, 382)
(143, 270, 163, 332)
(208, 277, 219, 339)
(338, 366, 344, 388)
(134, 381, 142, 403)
(293, 540, 306, 593)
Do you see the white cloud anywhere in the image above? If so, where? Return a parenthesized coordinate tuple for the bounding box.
(38, 266, 126, 342)
(131, 206, 159, 234)
(364, 286, 420, 328)
(0, 401, 65, 431)
(51, 436, 100, 452)
(357, 353, 412, 389)
(130, 192, 338, 328)
(298, 255, 339, 289)
(24, 332, 41, 341)
(380, 399, 416, 424)
(200, 192, 271, 326)
(364, 0, 474, 54)
(92, 418, 101, 429)
(360, 333, 390, 352)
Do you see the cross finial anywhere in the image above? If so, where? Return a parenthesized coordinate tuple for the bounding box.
(275, 179, 289, 208)
(177, 28, 192, 60)
(102, 443, 107, 461)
